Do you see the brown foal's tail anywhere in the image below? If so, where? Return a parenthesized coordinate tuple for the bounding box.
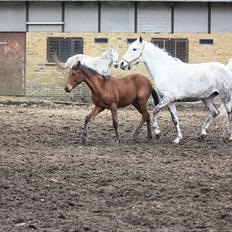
(151, 88, 160, 106)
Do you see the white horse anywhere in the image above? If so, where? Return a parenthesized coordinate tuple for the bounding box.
(228, 58, 232, 72)
(54, 48, 119, 77)
(120, 36, 232, 143)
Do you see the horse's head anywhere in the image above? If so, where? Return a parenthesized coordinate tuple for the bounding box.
(110, 48, 119, 68)
(120, 36, 144, 70)
(64, 61, 84, 93)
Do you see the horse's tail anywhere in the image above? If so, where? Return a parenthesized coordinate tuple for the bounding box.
(227, 58, 232, 72)
(151, 88, 160, 106)
(52, 53, 67, 69)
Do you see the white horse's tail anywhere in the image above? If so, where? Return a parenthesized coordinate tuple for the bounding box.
(52, 53, 67, 69)
(227, 58, 232, 72)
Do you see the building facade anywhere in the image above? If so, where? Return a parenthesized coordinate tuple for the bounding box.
(0, 0, 232, 98)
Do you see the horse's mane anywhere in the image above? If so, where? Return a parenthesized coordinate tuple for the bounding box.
(72, 64, 110, 80)
(100, 49, 110, 59)
(147, 41, 185, 64)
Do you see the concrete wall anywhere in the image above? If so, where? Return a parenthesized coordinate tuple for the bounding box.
(26, 32, 232, 99)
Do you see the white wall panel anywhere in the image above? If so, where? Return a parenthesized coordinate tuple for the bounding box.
(28, 2, 62, 32)
(0, 2, 26, 31)
(138, 3, 171, 33)
(65, 2, 98, 32)
(211, 3, 232, 32)
(174, 3, 208, 32)
(101, 2, 134, 32)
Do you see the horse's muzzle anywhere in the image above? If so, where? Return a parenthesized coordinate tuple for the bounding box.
(64, 86, 71, 93)
(120, 61, 128, 70)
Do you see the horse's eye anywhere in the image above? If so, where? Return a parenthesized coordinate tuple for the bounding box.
(133, 48, 137, 51)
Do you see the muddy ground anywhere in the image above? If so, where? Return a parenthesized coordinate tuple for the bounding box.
(0, 103, 232, 232)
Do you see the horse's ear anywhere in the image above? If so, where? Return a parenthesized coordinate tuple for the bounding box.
(139, 36, 143, 43)
(77, 60, 81, 68)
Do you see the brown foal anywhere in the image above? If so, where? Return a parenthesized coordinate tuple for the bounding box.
(64, 61, 159, 143)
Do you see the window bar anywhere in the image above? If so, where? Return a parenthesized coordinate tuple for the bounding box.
(98, 2, 101, 33)
(171, 5, 174, 34)
(134, 2, 138, 33)
(208, 2, 211, 34)
(61, 1, 65, 32)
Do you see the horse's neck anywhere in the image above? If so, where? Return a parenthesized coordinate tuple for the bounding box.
(82, 51, 111, 75)
(100, 51, 112, 65)
(95, 52, 112, 75)
(83, 74, 105, 96)
(142, 42, 183, 85)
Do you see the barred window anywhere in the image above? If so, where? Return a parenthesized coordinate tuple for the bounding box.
(47, 37, 83, 62)
(151, 38, 189, 63)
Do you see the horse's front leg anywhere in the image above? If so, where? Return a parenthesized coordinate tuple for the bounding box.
(167, 103, 182, 144)
(82, 106, 104, 144)
(152, 98, 171, 139)
(110, 105, 120, 143)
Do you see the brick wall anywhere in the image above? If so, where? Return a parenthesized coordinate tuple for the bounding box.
(26, 32, 232, 99)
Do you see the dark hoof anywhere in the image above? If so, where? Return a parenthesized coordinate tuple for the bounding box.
(155, 133, 161, 140)
(114, 138, 121, 144)
(81, 136, 87, 145)
(200, 134, 207, 140)
(145, 138, 152, 143)
(133, 136, 139, 143)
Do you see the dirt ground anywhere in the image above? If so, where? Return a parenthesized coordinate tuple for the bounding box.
(0, 103, 232, 232)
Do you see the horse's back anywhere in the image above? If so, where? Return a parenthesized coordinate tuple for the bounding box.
(127, 74, 152, 91)
(113, 74, 152, 103)
(114, 74, 151, 89)
(66, 54, 95, 69)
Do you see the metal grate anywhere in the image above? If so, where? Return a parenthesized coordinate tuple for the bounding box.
(199, 39, 213, 45)
(47, 37, 83, 62)
(151, 38, 189, 63)
(94, 38, 108, 43)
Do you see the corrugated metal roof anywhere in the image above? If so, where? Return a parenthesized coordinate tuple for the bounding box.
(0, 0, 232, 2)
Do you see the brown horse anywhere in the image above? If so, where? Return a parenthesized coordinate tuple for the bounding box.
(64, 61, 159, 144)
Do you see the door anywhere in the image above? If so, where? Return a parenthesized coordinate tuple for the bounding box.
(0, 32, 26, 95)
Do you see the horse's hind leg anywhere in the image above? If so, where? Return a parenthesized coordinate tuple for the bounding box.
(201, 97, 220, 139)
(152, 114, 160, 139)
(133, 116, 146, 142)
(110, 104, 121, 143)
(227, 111, 232, 140)
(167, 103, 182, 144)
(152, 97, 173, 139)
(133, 100, 152, 142)
(219, 93, 232, 140)
(82, 106, 104, 144)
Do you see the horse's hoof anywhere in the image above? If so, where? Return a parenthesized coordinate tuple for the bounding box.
(145, 138, 152, 143)
(200, 133, 207, 139)
(172, 138, 180, 144)
(155, 133, 161, 140)
(133, 134, 139, 143)
(153, 128, 161, 140)
(81, 136, 87, 145)
(113, 138, 121, 144)
(133, 138, 139, 143)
